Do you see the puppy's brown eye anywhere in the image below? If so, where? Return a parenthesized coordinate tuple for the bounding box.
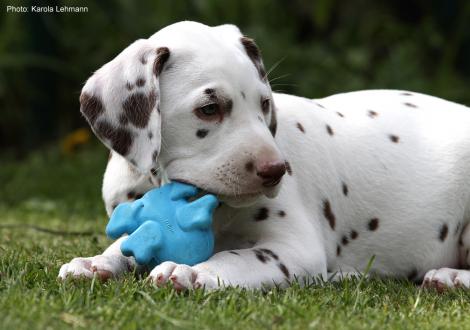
(261, 99, 270, 114)
(195, 103, 221, 121)
(199, 103, 219, 116)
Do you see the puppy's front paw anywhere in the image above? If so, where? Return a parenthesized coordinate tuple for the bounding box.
(58, 255, 131, 281)
(422, 268, 470, 292)
(148, 261, 218, 291)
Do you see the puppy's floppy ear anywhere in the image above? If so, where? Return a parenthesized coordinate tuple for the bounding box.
(79, 39, 170, 173)
(240, 36, 267, 82)
(239, 35, 277, 136)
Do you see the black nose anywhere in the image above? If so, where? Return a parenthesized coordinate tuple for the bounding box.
(256, 161, 286, 187)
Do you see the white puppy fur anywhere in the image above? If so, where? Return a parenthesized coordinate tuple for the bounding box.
(59, 21, 470, 291)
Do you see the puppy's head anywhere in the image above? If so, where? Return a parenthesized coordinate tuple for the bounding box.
(80, 21, 285, 207)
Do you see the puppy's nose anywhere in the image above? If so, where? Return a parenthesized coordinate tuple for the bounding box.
(256, 160, 286, 187)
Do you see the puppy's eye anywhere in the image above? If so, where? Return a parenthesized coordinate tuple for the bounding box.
(261, 99, 270, 114)
(199, 103, 219, 116)
(195, 103, 222, 121)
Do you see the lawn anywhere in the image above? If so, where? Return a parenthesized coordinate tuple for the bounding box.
(1, 143, 470, 330)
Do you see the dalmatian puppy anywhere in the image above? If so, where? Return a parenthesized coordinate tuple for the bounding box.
(59, 21, 470, 291)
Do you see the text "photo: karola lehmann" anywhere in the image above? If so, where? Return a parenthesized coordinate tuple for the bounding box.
(6, 5, 88, 13)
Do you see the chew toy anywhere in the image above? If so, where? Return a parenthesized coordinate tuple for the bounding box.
(106, 182, 218, 268)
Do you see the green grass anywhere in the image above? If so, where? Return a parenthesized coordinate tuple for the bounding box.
(1, 144, 470, 330)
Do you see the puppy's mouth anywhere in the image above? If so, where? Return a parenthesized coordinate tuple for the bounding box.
(170, 178, 263, 202)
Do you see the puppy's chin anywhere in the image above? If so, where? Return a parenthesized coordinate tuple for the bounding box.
(218, 193, 262, 208)
(263, 183, 282, 199)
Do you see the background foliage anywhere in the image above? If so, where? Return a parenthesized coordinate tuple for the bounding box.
(1, 0, 469, 156)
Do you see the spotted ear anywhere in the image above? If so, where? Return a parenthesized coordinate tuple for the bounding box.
(240, 37, 267, 82)
(79, 39, 170, 173)
(240, 36, 277, 136)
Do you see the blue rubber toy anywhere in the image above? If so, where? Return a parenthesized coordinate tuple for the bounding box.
(106, 182, 218, 268)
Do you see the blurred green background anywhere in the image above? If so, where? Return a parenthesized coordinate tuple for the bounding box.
(1, 0, 470, 157)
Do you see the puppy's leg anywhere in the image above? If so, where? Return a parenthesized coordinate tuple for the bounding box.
(58, 237, 145, 280)
(148, 216, 327, 290)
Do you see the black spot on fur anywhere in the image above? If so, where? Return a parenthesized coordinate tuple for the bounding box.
(152, 149, 159, 162)
(148, 132, 153, 139)
(341, 236, 349, 245)
(326, 125, 334, 136)
(296, 122, 305, 133)
(439, 224, 448, 241)
(125, 82, 134, 91)
(350, 230, 358, 239)
(80, 93, 104, 125)
(254, 207, 269, 221)
(323, 199, 336, 230)
(368, 218, 379, 231)
(336, 112, 344, 118)
(95, 121, 133, 156)
(245, 161, 254, 172)
(241, 91, 246, 99)
(278, 210, 286, 217)
(150, 168, 158, 176)
(404, 102, 417, 108)
(254, 249, 267, 263)
(196, 129, 209, 138)
(229, 251, 240, 256)
(285, 161, 292, 175)
(315, 102, 325, 109)
(136, 78, 146, 87)
(204, 88, 215, 96)
(336, 245, 341, 256)
(153, 47, 170, 76)
(368, 110, 378, 118)
(278, 263, 290, 278)
(123, 91, 157, 128)
(401, 92, 413, 96)
(389, 135, 400, 143)
(342, 182, 348, 196)
(260, 248, 279, 260)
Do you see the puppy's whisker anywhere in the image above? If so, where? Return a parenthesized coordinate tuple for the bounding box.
(273, 89, 289, 94)
(268, 73, 291, 84)
(270, 83, 298, 87)
(266, 57, 286, 78)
